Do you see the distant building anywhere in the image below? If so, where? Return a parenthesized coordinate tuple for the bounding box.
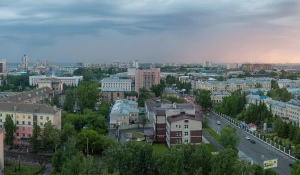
(109, 99, 139, 128)
(241, 63, 273, 72)
(226, 63, 239, 70)
(266, 100, 287, 121)
(135, 67, 160, 92)
(0, 59, 6, 73)
(286, 100, 300, 125)
(100, 87, 125, 103)
(37, 78, 63, 95)
(246, 92, 271, 105)
(203, 61, 212, 68)
(101, 76, 132, 92)
(211, 91, 231, 104)
(0, 103, 61, 146)
(278, 79, 300, 88)
(29, 75, 83, 87)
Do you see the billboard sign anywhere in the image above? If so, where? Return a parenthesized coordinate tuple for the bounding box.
(263, 159, 278, 169)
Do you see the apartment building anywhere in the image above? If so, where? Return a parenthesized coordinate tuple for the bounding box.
(246, 93, 271, 105)
(37, 78, 63, 95)
(266, 100, 287, 121)
(30, 75, 83, 87)
(166, 110, 202, 147)
(198, 78, 272, 92)
(135, 68, 160, 92)
(241, 63, 273, 72)
(211, 91, 231, 104)
(100, 87, 125, 103)
(278, 79, 300, 88)
(286, 100, 300, 125)
(101, 76, 132, 92)
(0, 59, 6, 73)
(0, 103, 61, 146)
(109, 99, 139, 128)
(1, 87, 53, 104)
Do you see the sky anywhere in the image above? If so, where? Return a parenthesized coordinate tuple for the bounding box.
(1, 0, 300, 64)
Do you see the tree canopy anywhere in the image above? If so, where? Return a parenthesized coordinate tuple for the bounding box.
(4, 115, 17, 146)
(194, 89, 212, 110)
(220, 126, 240, 149)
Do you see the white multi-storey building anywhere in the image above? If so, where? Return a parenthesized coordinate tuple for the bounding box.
(101, 76, 132, 92)
(278, 79, 300, 88)
(266, 100, 287, 120)
(30, 75, 83, 87)
(286, 100, 300, 125)
(211, 92, 231, 104)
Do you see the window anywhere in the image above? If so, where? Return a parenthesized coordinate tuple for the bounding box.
(184, 125, 189, 129)
(46, 117, 49, 121)
(16, 115, 19, 118)
(179, 132, 182, 136)
(176, 139, 178, 143)
(185, 120, 189, 123)
(40, 122, 43, 126)
(185, 132, 188, 136)
(16, 121, 19, 124)
(22, 133, 25, 137)
(16, 133, 19, 136)
(22, 127, 25, 131)
(22, 121, 25, 125)
(179, 139, 182, 143)
(176, 132, 178, 136)
(0, 119, 2, 122)
(0, 113, 2, 116)
(28, 116, 31, 119)
(40, 116, 43, 120)
(23, 115, 25, 119)
(28, 134, 31, 137)
(179, 125, 181, 128)
(28, 121, 31, 125)
(185, 139, 189, 143)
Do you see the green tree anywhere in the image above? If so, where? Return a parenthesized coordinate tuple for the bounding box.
(84, 109, 108, 135)
(52, 149, 63, 172)
(63, 89, 76, 112)
(77, 81, 100, 111)
(76, 129, 100, 154)
(190, 143, 212, 175)
(255, 83, 262, 88)
(269, 71, 278, 77)
(98, 101, 110, 117)
(210, 148, 238, 175)
(194, 89, 212, 110)
(293, 144, 300, 159)
(271, 80, 279, 89)
(220, 126, 240, 149)
(52, 95, 59, 107)
(163, 145, 185, 175)
(64, 136, 77, 160)
(150, 84, 165, 97)
(4, 115, 17, 146)
(140, 116, 147, 129)
(138, 88, 150, 107)
(30, 124, 41, 153)
(61, 123, 76, 143)
(291, 160, 300, 175)
(41, 121, 60, 151)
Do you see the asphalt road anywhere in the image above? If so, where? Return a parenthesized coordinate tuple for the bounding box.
(202, 109, 293, 175)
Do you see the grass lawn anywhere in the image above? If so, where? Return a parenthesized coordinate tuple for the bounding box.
(5, 162, 44, 175)
(49, 170, 58, 175)
(153, 143, 167, 154)
(203, 127, 220, 142)
(205, 144, 217, 152)
(132, 132, 143, 138)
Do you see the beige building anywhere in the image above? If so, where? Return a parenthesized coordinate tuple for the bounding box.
(266, 100, 287, 121)
(211, 91, 231, 104)
(100, 87, 125, 103)
(135, 68, 160, 92)
(286, 100, 300, 125)
(37, 78, 63, 94)
(0, 59, 6, 73)
(0, 103, 61, 146)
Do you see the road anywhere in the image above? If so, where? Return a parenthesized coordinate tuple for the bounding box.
(199, 106, 293, 175)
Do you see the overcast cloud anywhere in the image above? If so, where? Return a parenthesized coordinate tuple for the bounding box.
(1, 0, 300, 63)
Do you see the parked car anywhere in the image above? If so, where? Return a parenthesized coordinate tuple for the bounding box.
(245, 136, 250, 140)
(250, 139, 256, 144)
(217, 121, 221, 125)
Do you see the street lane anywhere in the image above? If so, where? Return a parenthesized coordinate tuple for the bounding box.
(203, 110, 293, 175)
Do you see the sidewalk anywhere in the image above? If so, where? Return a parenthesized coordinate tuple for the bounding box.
(39, 163, 53, 175)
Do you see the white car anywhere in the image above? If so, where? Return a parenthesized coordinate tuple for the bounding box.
(217, 121, 221, 125)
(245, 136, 250, 140)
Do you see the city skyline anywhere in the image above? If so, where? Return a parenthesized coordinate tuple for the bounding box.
(1, 0, 300, 63)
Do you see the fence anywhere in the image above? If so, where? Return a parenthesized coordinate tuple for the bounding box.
(118, 123, 152, 130)
(211, 109, 297, 160)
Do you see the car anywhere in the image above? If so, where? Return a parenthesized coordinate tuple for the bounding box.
(250, 139, 256, 144)
(245, 136, 250, 140)
(206, 113, 210, 116)
(217, 121, 221, 125)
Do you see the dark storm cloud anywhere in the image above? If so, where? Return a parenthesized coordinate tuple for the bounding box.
(0, 0, 300, 63)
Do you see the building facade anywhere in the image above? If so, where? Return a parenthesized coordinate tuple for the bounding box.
(100, 87, 125, 103)
(0, 103, 61, 146)
(278, 79, 300, 88)
(30, 75, 83, 87)
(241, 63, 273, 72)
(0, 59, 6, 73)
(211, 91, 231, 104)
(135, 68, 160, 92)
(101, 76, 132, 92)
(286, 100, 300, 125)
(37, 78, 63, 95)
(266, 100, 287, 121)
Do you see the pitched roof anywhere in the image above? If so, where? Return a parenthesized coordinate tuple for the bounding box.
(0, 102, 60, 114)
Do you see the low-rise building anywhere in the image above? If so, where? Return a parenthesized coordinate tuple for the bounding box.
(246, 92, 271, 105)
(0, 103, 61, 146)
(101, 76, 132, 92)
(278, 79, 300, 88)
(109, 99, 139, 128)
(286, 100, 300, 125)
(266, 100, 287, 121)
(100, 87, 125, 103)
(30, 75, 83, 87)
(37, 78, 63, 95)
(211, 91, 231, 104)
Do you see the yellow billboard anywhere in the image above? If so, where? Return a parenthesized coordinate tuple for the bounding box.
(263, 159, 278, 169)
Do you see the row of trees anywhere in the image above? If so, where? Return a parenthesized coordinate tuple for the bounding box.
(138, 88, 150, 107)
(215, 90, 245, 117)
(63, 81, 100, 112)
(162, 94, 186, 103)
(165, 75, 192, 94)
(194, 89, 212, 110)
(0, 74, 32, 91)
(105, 141, 277, 175)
